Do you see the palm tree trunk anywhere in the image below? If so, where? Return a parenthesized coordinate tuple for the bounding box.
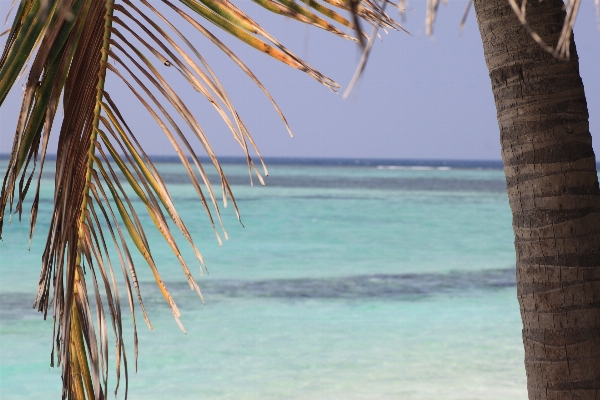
(473, 0, 600, 398)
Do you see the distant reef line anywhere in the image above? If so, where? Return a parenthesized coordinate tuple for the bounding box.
(0, 154, 503, 169)
(2, 154, 599, 170)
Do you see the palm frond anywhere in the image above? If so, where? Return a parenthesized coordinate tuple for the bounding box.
(424, 0, 585, 59)
(506, 0, 582, 59)
(0, 0, 400, 398)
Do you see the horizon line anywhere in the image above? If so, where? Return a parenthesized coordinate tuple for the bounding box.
(0, 154, 505, 168)
(2, 154, 599, 169)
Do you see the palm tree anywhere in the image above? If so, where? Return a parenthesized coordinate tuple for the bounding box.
(362, 1, 599, 397)
(2, 0, 598, 399)
(472, 0, 600, 398)
(424, 0, 600, 397)
(0, 1, 401, 398)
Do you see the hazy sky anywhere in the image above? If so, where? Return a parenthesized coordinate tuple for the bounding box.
(0, 0, 598, 160)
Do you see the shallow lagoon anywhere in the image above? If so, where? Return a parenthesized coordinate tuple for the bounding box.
(0, 160, 526, 399)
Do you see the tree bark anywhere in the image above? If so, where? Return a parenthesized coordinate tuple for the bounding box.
(473, 0, 600, 398)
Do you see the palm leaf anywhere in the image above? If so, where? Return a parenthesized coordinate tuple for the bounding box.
(0, 0, 402, 398)
(423, 0, 584, 59)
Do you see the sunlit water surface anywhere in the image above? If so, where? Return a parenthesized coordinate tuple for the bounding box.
(0, 160, 526, 399)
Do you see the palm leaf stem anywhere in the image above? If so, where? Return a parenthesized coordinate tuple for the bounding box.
(70, 0, 116, 398)
(71, 300, 95, 399)
(68, 315, 87, 399)
(78, 0, 114, 228)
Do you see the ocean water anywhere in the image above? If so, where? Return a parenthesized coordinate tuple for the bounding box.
(0, 159, 527, 399)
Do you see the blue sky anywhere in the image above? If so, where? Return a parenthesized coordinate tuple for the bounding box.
(0, 0, 598, 160)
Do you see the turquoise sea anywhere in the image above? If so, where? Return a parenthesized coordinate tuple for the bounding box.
(0, 158, 527, 399)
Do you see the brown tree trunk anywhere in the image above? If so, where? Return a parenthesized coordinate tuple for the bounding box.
(473, 0, 600, 398)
